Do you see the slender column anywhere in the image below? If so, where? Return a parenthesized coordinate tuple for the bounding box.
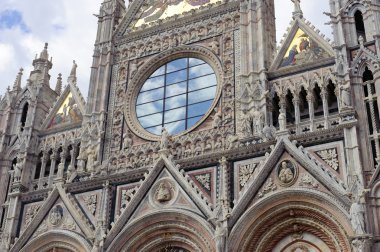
(293, 95, 301, 134)
(366, 81, 380, 161)
(307, 92, 315, 132)
(321, 88, 329, 129)
(279, 95, 286, 126)
(38, 152, 48, 189)
(47, 151, 58, 187)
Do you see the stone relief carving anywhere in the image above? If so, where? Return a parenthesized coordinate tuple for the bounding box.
(316, 148, 339, 171)
(151, 179, 177, 207)
(121, 188, 135, 209)
(83, 194, 97, 215)
(123, 130, 133, 150)
(156, 182, 173, 203)
(24, 205, 40, 227)
(194, 173, 211, 191)
(49, 205, 64, 226)
(277, 160, 297, 186)
(258, 178, 277, 198)
(298, 174, 318, 188)
(239, 163, 257, 188)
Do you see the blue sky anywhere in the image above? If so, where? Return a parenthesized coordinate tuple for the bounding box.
(0, 0, 331, 99)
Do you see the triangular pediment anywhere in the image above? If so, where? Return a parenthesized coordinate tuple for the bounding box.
(230, 136, 350, 226)
(270, 18, 334, 72)
(10, 185, 95, 252)
(41, 83, 85, 131)
(115, 0, 223, 36)
(104, 152, 214, 248)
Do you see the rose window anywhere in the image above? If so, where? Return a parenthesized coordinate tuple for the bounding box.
(136, 57, 217, 135)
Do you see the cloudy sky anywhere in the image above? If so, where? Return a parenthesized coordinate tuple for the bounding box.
(0, 0, 331, 99)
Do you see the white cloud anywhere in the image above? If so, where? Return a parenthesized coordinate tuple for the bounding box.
(0, 0, 332, 99)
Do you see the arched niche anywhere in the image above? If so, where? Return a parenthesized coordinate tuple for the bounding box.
(20, 230, 92, 252)
(107, 210, 215, 252)
(228, 189, 352, 252)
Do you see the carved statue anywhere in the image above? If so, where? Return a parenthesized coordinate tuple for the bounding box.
(86, 144, 98, 172)
(213, 108, 223, 128)
(56, 162, 65, 179)
(129, 59, 144, 78)
(350, 198, 366, 234)
(160, 128, 170, 150)
(209, 37, 220, 55)
(241, 109, 252, 137)
(70, 60, 77, 77)
(340, 81, 351, 107)
(123, 131, 133, 150)
(214, 220, 227, 252)
(278, 161, 294, 184)
(291, 0, 301, 13)
(13, 157, 23, 182)
(251, 107, 264, 135)
(352, 239, 365, 252)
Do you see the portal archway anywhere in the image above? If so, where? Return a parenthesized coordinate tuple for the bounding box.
(20, 230, 92, 252)
(107, 209, 215, 252)
(229, 189, 352, 252)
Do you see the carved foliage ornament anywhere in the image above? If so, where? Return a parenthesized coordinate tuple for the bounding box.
(239, 163, 257, 189)
(83, 194, 97, 215)
(316, 148, 339, 171)
(194, 173, 211, 191)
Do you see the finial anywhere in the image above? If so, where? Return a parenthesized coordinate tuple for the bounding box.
(55, 73, 63, 95)
(291, 0, 303, 19)
(12, 68, 23, 91)
(44, 42, 48, 49)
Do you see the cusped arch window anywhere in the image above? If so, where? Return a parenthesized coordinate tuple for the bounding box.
(136, 57, 217, 135)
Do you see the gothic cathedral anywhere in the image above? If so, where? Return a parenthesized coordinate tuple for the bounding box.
(0, 0, 380, 251)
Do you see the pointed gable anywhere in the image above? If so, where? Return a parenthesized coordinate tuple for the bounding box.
(115, 0, 223, 36)
(41, 83, 85, 131)
(10, 185, 95, 252)
(270, 18, 335, 73)
(230, 136, 350, 226)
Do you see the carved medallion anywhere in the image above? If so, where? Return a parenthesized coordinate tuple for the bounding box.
(150, 178, 178, 207)
(49, 205, 64, 226)
(276, 160, 298, 187)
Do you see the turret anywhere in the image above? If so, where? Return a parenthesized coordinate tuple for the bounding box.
(29, 43, 53, 85)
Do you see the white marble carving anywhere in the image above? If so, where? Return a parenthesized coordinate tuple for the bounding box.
(316, 148, 339, 170)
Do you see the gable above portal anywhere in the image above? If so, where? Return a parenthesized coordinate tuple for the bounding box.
(133, 0, 220, 28)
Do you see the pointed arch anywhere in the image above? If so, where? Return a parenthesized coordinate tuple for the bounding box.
(106, 209, 215, 252)
(20, 230, 92, 252)
(228, 189, 352, 252)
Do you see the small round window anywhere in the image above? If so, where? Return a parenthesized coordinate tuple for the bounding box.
(136, 57, 217, 135)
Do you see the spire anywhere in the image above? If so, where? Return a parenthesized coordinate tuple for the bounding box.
(12, 68, 23, 91)
(68, 60, 77, 84)
(55, 73, 63, 95)
(291, 0, 303, 19)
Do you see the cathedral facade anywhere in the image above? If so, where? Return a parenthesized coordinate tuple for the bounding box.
(1, 0, 380, 251)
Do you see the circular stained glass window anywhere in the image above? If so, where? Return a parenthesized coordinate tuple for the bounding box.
(136, 57, 217, 135)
